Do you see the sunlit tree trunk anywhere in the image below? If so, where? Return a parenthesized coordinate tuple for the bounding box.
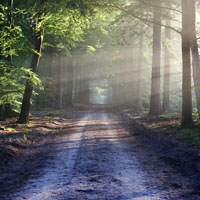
(181, 0, 193, 127)
(112, 77, 119, 106)
(18, 0, 45, 123)
(55, 52, 63, 109)
(136, 24, 144, 110)
(162, 20, 171, 113)
(82, 77, 90, 104)
(64, 56, 73, 106)
(189, 0, 200, 119)
(79, 67, 90, 104)
(150, 6, 161, 115)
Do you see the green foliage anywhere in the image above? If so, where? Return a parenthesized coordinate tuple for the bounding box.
(95, 87, 104, 95)
(23, 134, 27, 141)
(0, 2, 45, 114)
(0, 61, 43, 113)
(192, 110, 199, 122)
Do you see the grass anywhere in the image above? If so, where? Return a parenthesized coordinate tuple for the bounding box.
(180, 128, 200, 141)
(45, 109, 64, 116)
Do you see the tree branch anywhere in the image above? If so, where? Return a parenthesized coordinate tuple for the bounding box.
(110, 4, 181, 35)
(139, 0, 182, 14)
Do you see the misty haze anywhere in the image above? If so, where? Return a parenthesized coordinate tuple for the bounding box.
(0, 0, 200, 199)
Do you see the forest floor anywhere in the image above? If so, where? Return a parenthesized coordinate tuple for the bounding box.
(0, 107, 200, 199)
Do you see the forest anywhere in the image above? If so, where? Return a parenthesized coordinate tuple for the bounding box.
(1, 0, 200, 199)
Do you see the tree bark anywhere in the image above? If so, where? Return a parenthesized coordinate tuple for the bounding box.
(112, 77, 119, 106)
(162, 20, 171, 113)
(189, 0, 200, 119)
(181, 0, 193, 127)
(55, 52, 63, 109)
(79, 67, 90, 104)
(18, 1, 45, 123)
(149, 6, 161, 115)
(64, 56, 73, 106)
(136, 24, 144, 110)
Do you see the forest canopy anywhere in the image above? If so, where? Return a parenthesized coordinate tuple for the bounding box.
(0, 0, 200, 127)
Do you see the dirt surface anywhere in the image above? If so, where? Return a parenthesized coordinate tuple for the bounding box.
(0, 109, 200, 199)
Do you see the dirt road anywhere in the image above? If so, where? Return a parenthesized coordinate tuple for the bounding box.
(1, 111, 200, 199)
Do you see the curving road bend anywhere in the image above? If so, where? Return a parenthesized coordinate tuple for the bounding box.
(5, 112, 196, 200)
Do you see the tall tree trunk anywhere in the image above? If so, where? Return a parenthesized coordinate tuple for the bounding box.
(162, 20, 171, 113)
(112, 77, 119, 106)
(149, 6, 161, 115)
(64, 56, 73, 106)
(81, 79, 90, 104)
(79, 67, 89, 104)
(55, 52, 63, 109)
(18, 1, 45, 123)
(189, 0, 200, 119)
(181, 0, 193, 127)
(136, 24, 144, 110)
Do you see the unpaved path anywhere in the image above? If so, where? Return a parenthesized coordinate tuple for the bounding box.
(1, 111, 200, 199)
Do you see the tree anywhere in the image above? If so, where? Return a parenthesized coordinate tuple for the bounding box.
(79, 67, 90, 104)
(55, 52, 63, 109)
(63, 56, 73, 106)
(0, 1, 37, 116)
(162, 19, 171, 113)
(18, 0, 45, 123)
(47, 47, 54, 77)
(136, 24, 144, 110)
(149, 4, 162, 115)
(181, 0, 193, 127)
(189, 0, 200, 119)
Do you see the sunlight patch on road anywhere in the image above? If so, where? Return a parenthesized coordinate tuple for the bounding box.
(12, 114, 90, 200)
